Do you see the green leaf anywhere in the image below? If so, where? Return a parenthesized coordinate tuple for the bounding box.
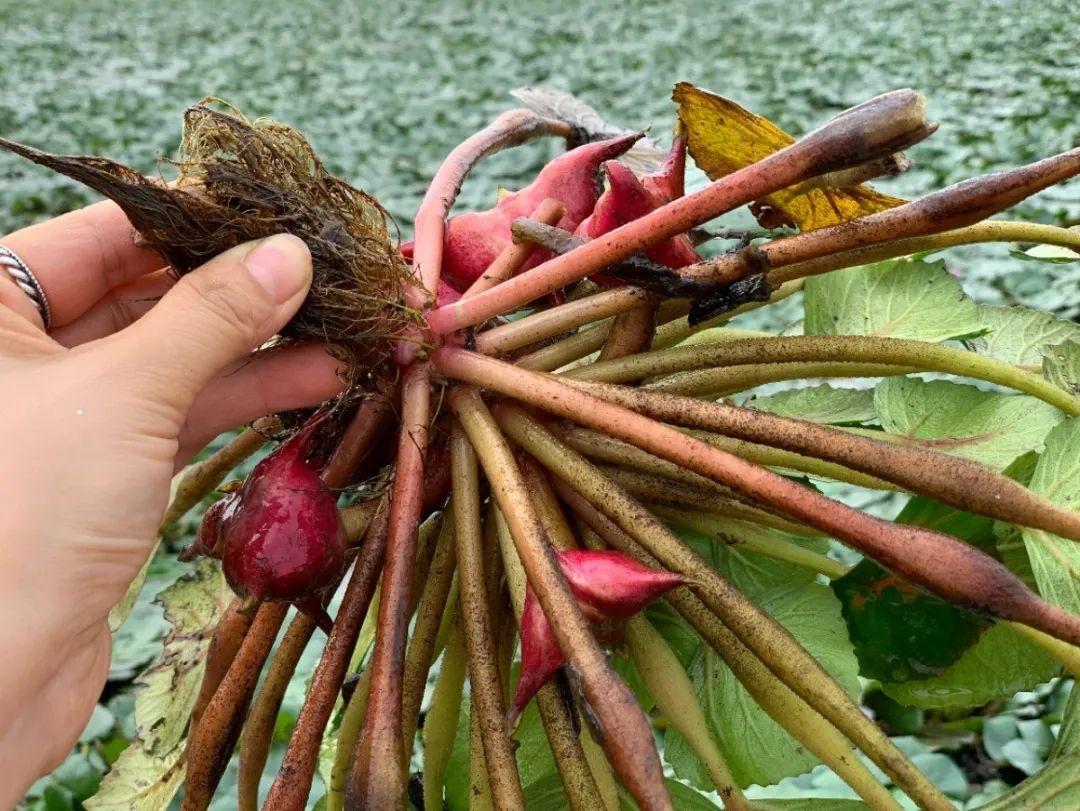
(880, 622, 1057, 710)
(975, 752, 1080, 810)
(873, 377, 1064, 470)
(442, 700, 472, 811)
(79, 703, 117, 743)
(1042, 339, 1080, 395)
(82, 742, 184, 811)
(521, 773, 570, 811)
(1021, 418, 1080, 613)
(804, 258, 984, 342)
(976, 305, 1080, 366)
(748, 385, 877, 426)
(750, 801, 869, 810)
(674, 525, 827, 600)
(832, 559, 990, 683)
(134, 558, 231, 755)
(666, 580, 859, 789)
(617, 779, 721, 810)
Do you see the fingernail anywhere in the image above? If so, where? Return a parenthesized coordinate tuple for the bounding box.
(245, 234, 312, 303)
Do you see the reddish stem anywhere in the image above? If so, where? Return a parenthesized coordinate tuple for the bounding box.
(433, 348, 1080, 645)
(427, 90, 932, 334)
(406, 110, 575, 311)
(462, 198, 565, 299)
(263, 499, 391, 808)
(347, 362, 432, 808)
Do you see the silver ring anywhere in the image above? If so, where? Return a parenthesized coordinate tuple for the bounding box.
(0, 244, 51, 329)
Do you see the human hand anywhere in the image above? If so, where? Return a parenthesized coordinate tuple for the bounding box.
(0, 202, 344, 801)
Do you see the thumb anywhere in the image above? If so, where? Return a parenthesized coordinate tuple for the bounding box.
(108, 234, 312, 410)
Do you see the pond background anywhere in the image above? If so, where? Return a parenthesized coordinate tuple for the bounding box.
(2, 0, 1078, 807)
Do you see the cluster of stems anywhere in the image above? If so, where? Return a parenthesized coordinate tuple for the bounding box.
(170, 90, 1080, 811)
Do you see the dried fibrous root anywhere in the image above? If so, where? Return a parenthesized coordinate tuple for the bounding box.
(0, 102, 416, 375)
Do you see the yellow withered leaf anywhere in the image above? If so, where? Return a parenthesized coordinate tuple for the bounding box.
(672, 82, 905, 231)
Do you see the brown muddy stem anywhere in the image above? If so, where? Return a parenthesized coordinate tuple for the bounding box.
(564, 491, 904, 811)
(347, 362, 432, 809)
(182, 602, 289, 811)
(186, 598, 254, 754)
(449, 386, 672, 811)
(237, 613, 316, 811)
(568, 380, 1080, 540)
(681, 147, 1080, 288)
(450, 423, 527, 809)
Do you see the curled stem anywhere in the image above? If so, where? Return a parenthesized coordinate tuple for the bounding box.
(427, 90, 932, 334)
(569, 380, 1080, 541)
(406, 109, 575, 311)
(451, 423, 527, 809)
(237, 612, 316, 811)
(450, 387, 672, 810)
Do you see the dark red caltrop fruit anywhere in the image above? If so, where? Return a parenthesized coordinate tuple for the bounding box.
(509, 550, 685, 723)
(184, 494, 237, 561)
(403, 133, 642, 292)
(640, 133, 687, 203)
(218, 418, 346, 604)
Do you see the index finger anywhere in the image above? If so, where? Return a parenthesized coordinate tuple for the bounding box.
(2, 200, 164, 329)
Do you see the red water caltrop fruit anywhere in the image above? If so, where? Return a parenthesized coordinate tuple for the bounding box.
(219, 418, 346, 603)
(185, 494, 237, 560)
(556, 549, 685, 619)
(509, 585, 567, 727)
(403, 133, 641, 292)
(509, 551, 684, 722)
(577, 158, 699, 275)
(640, 133, 687, 203)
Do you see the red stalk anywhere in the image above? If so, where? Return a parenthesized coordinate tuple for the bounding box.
(346, 362, 432, 808)
(426, 89, 932, 334)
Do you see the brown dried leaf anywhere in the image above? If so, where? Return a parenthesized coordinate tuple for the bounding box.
(672, 82, 905, 231)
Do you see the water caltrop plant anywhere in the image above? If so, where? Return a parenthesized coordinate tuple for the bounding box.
(8, 83, 1080, 810)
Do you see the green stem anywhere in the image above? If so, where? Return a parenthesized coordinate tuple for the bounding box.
(624, 616, 750, 810)
(422, 619, 468, 811)
(770, 220, 1080, 286)
(652, 507, 850, 579)
(451, 424, 526, 809)
(567, 334, 1080, 415)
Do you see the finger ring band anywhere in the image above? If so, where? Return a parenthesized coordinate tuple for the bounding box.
(0, 244, 51, 329)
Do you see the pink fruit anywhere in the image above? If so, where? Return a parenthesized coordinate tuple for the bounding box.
(508, 551, 684, 722)
(509, 585, 566, 726)
(219, 418, 346, 603)
(556, 549, 685, 619)
(577, 160, 699, 275)
(408, 133, 641, 293)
